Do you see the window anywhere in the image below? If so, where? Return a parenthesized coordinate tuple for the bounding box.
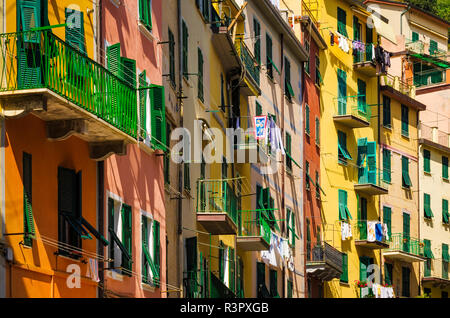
(383, 206, 392, 238)
(338, 130, 352, 165)
(269, 269, 279, 298)
(401, 267, 410, 297)
(182, 20, 189, 79)
(65, 8, 86, 55)
(385, 263, 393, 286)
(424, 149, 431, 173)
(108, 200, 132, 274)
(286, 207, 296, 246)
(256, 101, 262, 116)
(222, 157, 227, 179)
(443, 243, 449, 279)
(305, 104, 310, 135)
(315, 171, 320, 199)
(198, 47, 204, 102)
(424, 193, 434, 219)
(306, 218, 311, 261)
(23, 152, 34, 247)
(443, 156, 449, 180)
(305, 161, 310, 190)
(139, 0, 152, 31)
(286, 132, 292, 172)
(139, 71, 148, 139)
(423, 239, 433, 277)
(340, 253, 348, 283)
(253, 17, 261, 65)
(442, 199, 449, 224)
(402, 156, 412, 188)
(429, 39, 438, 55)
(284, 57, 294, 101)
(164, 123, 171, 184)
(382, 96, 391, 128)
(359, 256, 373, 283)
(412, 31, 419, 42)
(258, 187, 279, 232)
(383, 149, 391, 182)
(304, 40, 310, 75)
(337, 69, 347, 115)
(168, 28, 175, 87)
(315, 117, 320, 145)
(287, 280, 293, 298)
(195, 0, 211, 22)
(337, 7, 348, 37)
(257, 262, 268, 298)
(150, 84, 166, 150)
(266, 33, 278, 79)
(142, 215, 160, 286)
(338, 189, 352, 220)
(401, 105, 409, 137)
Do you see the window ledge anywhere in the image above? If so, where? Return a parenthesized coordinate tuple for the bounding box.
(138, 22, 156, 42)
(424, 171, 431, 176)
(401, 133, 410, 140)
(141, 282, 156, 292)
(383, 125, 392, 131)
(443, 178, 449, 183)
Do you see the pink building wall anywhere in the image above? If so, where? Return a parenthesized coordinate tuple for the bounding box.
(102, 0, 166, 298)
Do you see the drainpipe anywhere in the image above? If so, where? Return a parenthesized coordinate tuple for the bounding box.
(176, 0, 184, 297)
(97, 161, 104, 298)
(377, 33, 383, 289)
(417, 113, 421, 296)
(400, 4, 411, 37)
(280, 31, 285, 299)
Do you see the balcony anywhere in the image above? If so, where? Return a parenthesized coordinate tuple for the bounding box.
(231, 120, 269, 164)
(380, 74, 426, 111)
(235, 39, 261, 96)
(236, 210, 271, 251)
(405, 38, 426, 55)
(383, 233, 426, 263)
(419, 123, 450, 155)
(333, 95, 371, 128)
(354, 167, 389, 196)
(196, 179, 238, 235)
(422, 259, 450, 288)
(354, 220, 390, 250)
(353, 44, 376, 77)
(0, 30, 137, 160)
(306, 242, 343, 281)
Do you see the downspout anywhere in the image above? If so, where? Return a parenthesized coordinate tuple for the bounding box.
(417, 112, 421, 296)
(280, 31, 285, 299)
(97, 161, 104, 298)
(377, 33, 382, 289)
(176, 0, 184, 297)
(400, 4, 411, 37)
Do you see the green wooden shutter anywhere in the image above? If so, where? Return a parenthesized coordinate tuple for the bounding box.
(266, 33, 273, 78)
(182, 20, 189, 78)
(185, 237, 197, 297)
(403, 212, 410, 253)
(198, 48, 204, 102)
(315, 117, 320, 145)
(401, 105, 409, 137)
(291, 209, 296, 246)
(286, 132, 292, 171)
(139, 71, 148, 138)
(357, 79, 367, 114)
(269, 269, 278, 297)
(229, 247, 235, 293)
(360, 256, 369, 282)
(424, 149, 431, 173)
(18, 0, 41, 40)
(153, 219, 160, 285)
(429, 40, 438, 55)
(305, 104, 310, 134)
(401, 267, 410, 297)
(412, 31, 419, 42)
(338, 130, 352, 162)
(423, 239, 434, 259)
(337, 69, 347, 115)
(383, 206, 392, 238)
(256, 262, 266, 297)
(121, 204, 132, 272)
(424, 193, 434, 218)
(168, 28, 175, 86)
(108, 198, 115, 261)
(256, 101, 262, 116)
(338, 189, 351, 220)
(142, 216, 149, 283)
(337, 7, 347, 37)
(402, 156, 412, 187)
(366, 142, 376, 184)
(383, 149, 391, 182)
(219, 241, 224, 281)
(340, 253, 348, 282)
(443, 156, 449, 180)
(383, 96, 391, 128)
(384, 263, 393, 285)
(184, 162, 190, 190)
(65, 8, 86, 55)
(150, 85, 166, 150)
(443, 244, 449, 262)
(285, 57, 294, 99)
(443, 199, 449, 224)
(107, 43, 122, 76)
(23, 152, 34, 247)
(121, 57, 137, 88)
(139, 0, 152, 30)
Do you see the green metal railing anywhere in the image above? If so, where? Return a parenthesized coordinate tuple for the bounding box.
(196, 179, 238, 225)
(334, 95, 371, 123)
(355, 220, 388, 242)
(236, 39, 260, 87)
(381, 73, 415, 98)
(0, 30, 138, 138)
(356, 166, 389, 191)
(237, 210, 271, 245)
(354, 44, 374, 64)
(385, 233, 424, 257)
(424, 259, 449, 280)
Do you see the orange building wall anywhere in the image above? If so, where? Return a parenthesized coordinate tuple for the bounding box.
(4, 114, 98, 298)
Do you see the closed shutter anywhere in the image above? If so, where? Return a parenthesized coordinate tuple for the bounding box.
(383, 206, 392, 238)
(403, 212, 410, 253)
(305, 104, 310, 134)
(340, 253, 348, 282)
(291, 209, 296, 246)
(219, 241, 224, 282)
(337, 7, 347, 37)
(256, 262, 266, 297)
(65, 8, 86, 55)
(383, 96, 391, 128)
(443, 156, 449, 180)
(424, 193, 434, 218)
(443, 244, 449, 262)
(198, 48, 203, 102)
(256, 101, 262, 116)
(266, 33, 273, 78)
(229, 247, 235, 293)
(443, 199, 449, 224)
(253, 18, 261, 65)
(402, 156, 412, 187)
(412, 32, 419, 42)
(150, 85, 166, 150)
(139, 71, 148, 138)
(359, 256, 369, 282)
(337, 69, 347, 115)
(107, 43, 121, 76)
(182, 21, 189, 78)
(367, 141, 376, 184)
(357, 79, 366, 114)
(153, 220, 160, 286)
(121, 204, 132, 272)
(383, 149, 391, 182)
(139, 0, 152, 30)
(269, 269, 278, 297)
(384, 263, 393, 285)
(424, 149, 431, 173)
(429, 40, 437, 55)
(23, 152, 34, 247)
(168, 28, 175, 86)
(339, 189, 346, 220)
(185, 237, 198, 297)
(401, 267, 410, 297)
(315, 117, 320, 145)
(401, 105, 409, 137)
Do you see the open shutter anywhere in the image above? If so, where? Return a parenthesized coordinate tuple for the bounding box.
(18, 0, 41, 41)
(340, 253, 348, 282)
(305, 105, 310, 134)
(107, 43, 121, 76)
(383, 206, 392, 238)
(150, 85, 166, 150)
(357, 79, 366, 113)
(142, 216, 149, 283)
(403, 212, 410, 253)
(121, 204, 132, 272)
(424, 193, 434, 218)
(65, 8, 86, 55)
(367, 141, 377, 184)
(153, 220, 161, 285)
(253, 18, 261, 65)
(402, 156, 412, 187)
(339, 189, 347, 220)
(443, 199, 449, 224)
(337, 70, 347, 115)
(266, 34, 274, 78)
(23, 152, 34, 247)
(139, 71, 148, 138)
(359, 256, 368, 281)
(357, 137, 367, 183)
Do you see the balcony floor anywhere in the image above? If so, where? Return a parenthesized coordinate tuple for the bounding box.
(383, 250, 426, 263)
(0, 88, 136, 160)
(236, 236, 270, 251)
(355, 240, 390, 250)
(422, 276, 450, 288)
(354, 183, 388, 196)
(353, 61, 377, 77)
(197, 212, 237, 235)
(306, 262, 343, 281)
(333, 115, 370, 128)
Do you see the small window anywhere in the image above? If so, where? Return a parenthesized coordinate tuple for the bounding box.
(401, 105, 409, 137)
(338, 189, 352, 220)
(338, 130, 352, 165)
(382, 96, 391, 128)
(382, 149, 391, 182)
(402, 156, 412, 188)
(340, 253, 348, 283)
(442, 156, 449, 180)
(424, 193, 434, 219)
(305, 104, 310, 135)
(424, 149, 431, 173)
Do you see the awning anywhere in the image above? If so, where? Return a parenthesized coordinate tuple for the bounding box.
(371, 13, 397, 45)
(410, 53, 450, 69)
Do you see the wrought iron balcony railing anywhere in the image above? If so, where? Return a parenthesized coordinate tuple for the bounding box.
(238, 210, 271, 245)
(0, 30, 138, 138)
(334, 95, 372, 123)
(235, 39, 260, 87)
(385, 233, 425, 257)
(356, 166, 389, 191)
(380, 73, 416, 98)
(353, 44, 374, 64)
